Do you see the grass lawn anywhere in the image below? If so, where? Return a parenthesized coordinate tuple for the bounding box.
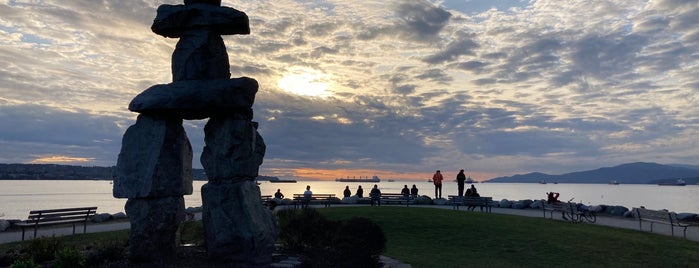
(319, 206, 699, 268)
(2, 206, 698, 267)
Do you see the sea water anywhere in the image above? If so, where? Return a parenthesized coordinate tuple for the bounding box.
(0, 180, 697, 220)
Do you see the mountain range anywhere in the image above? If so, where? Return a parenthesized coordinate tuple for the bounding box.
(486, 162, 699, 184)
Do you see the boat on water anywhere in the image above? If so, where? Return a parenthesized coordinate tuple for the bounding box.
(336, 175, 381, 183)
(609, 180, 620, 185)
(658, 179, 686, 186)
(269, 179, 297, 183)
(465, 177, 477, 184)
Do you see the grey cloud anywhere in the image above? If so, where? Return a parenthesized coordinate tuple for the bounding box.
(422, 34, 480, 64)
(393, 1, 452, 42)
(415, 69, 453, 84)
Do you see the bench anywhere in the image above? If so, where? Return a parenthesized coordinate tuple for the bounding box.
(449, 196, 493, 212)
(15, 207, 98, 240)
(634, 207, 697, 238)
(293, 193, 336, 209)
(378, 193, 412, 207)
(542, 201, 574, 219)
(261, 195, 273, 205)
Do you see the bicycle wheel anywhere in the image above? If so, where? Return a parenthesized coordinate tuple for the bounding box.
(582, 212, 596, 223)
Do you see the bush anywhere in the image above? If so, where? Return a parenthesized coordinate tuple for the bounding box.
(9, 258, 39, 268)
(85, 241, 127, 267)
(277, 208, 386, 267)
(54, 248, 86, 268)
(23, 236, 62, 262)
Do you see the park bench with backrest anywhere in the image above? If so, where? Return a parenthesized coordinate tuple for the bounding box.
(634, 207, 698, 239)
(378, 193, 412, 207)
(449, 195, 493, 212)
(293, 193, 336, 209)
(542, 201, 575, 219)
(15, 206, 98, 240)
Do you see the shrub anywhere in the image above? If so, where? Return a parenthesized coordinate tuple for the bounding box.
(9, 258, 39, 268)
(22, 236, 61, 262)
(277, 208, 386, 267)
(54, 248, 86, 268)
(85, 241, 127, 267)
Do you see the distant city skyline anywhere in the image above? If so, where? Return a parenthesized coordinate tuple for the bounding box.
(2, 1, 699, 181)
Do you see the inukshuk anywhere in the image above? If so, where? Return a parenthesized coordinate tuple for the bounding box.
(113, 0, 276, 265)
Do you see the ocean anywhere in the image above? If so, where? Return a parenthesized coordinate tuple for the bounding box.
(1, 180, 697, 220)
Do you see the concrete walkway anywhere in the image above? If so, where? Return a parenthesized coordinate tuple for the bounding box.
(2, 205, 697, 244)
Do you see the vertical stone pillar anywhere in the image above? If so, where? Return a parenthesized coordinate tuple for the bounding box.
(114, 114, 192, 264)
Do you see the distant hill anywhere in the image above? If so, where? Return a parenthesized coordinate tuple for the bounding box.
(486, 162, 699, 184)
(0, 163, 276, 181)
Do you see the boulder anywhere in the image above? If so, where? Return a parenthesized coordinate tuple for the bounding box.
(604, 205, 629, 216)
(623, 211, 635, 218)
(530, 200, 544, 209)
(201, 118, 265, 180)
(499, 199, 512, 208)
(112, 212, 128, 220)
(201, 180, 277, 265)
(433, 198, 447, 206)
(0, 220, 10, 232)
(414, 195, 432, 205)
(589, 205, 605, 213)
(129, 78, 259, 120)
(342, 196, 359, 204)
(677, 213, 699, 221)
(91, 213, 112, 223)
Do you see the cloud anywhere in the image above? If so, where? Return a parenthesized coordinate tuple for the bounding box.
(1, 0, 699, 180)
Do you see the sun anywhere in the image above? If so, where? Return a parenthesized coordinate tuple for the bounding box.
(277, 67, 331, 98)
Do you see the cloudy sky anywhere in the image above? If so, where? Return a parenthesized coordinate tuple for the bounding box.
(1, 0, 698, 181)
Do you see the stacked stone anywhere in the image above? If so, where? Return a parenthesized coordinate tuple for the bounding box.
(114, 0, 276, 265)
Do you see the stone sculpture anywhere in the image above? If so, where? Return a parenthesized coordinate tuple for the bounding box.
(114, 0, 276, 265)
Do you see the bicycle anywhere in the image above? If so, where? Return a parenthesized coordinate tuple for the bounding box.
(568, 199, 596, 223)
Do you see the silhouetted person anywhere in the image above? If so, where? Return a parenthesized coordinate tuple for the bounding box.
(547, 192, 560, 204)
(302, 185, 312, 208)
(456, 169, 466, 196)
(411, 184, 419, 197)
(401, 185, 410, 197)
(370, 184, 381, 206)
(343, 186, 351, 198)
(274, 189, 284, 199)
(356, 185, 364, 198)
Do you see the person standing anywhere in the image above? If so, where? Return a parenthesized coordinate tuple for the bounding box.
(456, 169, 466, 196)
(432, 170, 444, 199)
(369, 184, 382, 206)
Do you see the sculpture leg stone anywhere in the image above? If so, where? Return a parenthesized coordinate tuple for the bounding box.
(201, 180, 276, 264)
(113, 114, 193, 263)
(200, 117, 275, 263)
(125, 196, 186, 264)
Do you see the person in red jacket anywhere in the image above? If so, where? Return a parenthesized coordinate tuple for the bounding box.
(432, 170, 444, 199)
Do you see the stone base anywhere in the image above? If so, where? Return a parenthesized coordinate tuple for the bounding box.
(201, 180, 277, 265)
(125, 196, 186, 265)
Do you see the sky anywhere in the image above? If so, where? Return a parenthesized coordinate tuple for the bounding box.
(1, 0, 699, 181)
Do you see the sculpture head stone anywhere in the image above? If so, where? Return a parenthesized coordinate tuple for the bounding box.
(184, 0, 221, 5)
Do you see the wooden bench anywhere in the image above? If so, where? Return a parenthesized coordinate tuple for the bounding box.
(634, 207, 697, 238)
(261, 195, 273, 205)
(379, 193, 412, 207)
(449, 196, 493, 212)
(542, 201, 574, 219)
(293, 194, 336, 209)
(15, 207, 98, 240)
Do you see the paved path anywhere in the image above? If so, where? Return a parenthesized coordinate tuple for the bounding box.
(2, 205, 697, 244)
